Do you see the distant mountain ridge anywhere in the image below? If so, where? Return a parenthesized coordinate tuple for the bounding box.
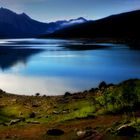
(0, 7, 88, 38)
(46, 17, 87, 34)
(43, 10, 140, 42)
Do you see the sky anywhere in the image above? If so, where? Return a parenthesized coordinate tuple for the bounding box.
(0, 0, 140, 22)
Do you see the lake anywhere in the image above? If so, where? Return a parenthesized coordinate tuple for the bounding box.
(0, 38, 140, 95)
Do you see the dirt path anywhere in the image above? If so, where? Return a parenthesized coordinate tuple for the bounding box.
(0, 115, 121, 140)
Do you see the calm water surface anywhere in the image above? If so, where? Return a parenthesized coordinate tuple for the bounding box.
(0, 38, 140, 95)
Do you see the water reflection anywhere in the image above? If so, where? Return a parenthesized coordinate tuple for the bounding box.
(0, 73, 78, 95)
(0, 39, 140, 95)
(0, 47, 44, 70)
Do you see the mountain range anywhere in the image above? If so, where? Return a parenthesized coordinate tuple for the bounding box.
(0, 7, 87, 38)
(44, 10, 140, 43)
(1, 7, 140, 43)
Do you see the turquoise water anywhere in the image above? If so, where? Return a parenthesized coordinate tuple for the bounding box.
(0, 38, 140, 95)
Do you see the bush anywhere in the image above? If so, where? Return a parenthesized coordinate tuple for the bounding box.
(64, 92, 71, 97)
(99, 81, 107, 89)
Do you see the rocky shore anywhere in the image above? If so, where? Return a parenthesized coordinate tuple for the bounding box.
(0, 79, 140, 140)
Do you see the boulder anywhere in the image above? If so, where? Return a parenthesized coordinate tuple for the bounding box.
(86, 114, 96, 119)
(62, 109, 70, 114)
(53, 111, 60, 114)
(77, 127, 94, 138)
(29, 112, 36, 118)
(117, 124, 137, 136)
(9, 119, 21, 125)
(47, 129, 64, 136)
(77, 130, 86, 137)
(5, 135, 11, 139)
(32, 104, 39, 107)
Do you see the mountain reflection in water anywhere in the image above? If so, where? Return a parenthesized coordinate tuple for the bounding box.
(0, 39, 140, 95)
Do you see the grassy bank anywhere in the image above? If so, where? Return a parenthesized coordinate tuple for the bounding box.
(0, 79, 140, 139)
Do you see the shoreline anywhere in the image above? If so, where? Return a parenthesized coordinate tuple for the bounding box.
(0, 78, 140, 139)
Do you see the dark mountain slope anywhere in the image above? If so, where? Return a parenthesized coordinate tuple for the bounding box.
(43, 10, 140, 41)
(0, 7, 88, 38)
(0, 8, 51, 38)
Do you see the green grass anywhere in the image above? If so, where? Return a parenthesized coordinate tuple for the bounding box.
(1, 79, 140, 139)
(60, 103, 95, 121)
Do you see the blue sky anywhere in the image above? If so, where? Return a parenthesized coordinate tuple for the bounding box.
(0, 0, 140, 22)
